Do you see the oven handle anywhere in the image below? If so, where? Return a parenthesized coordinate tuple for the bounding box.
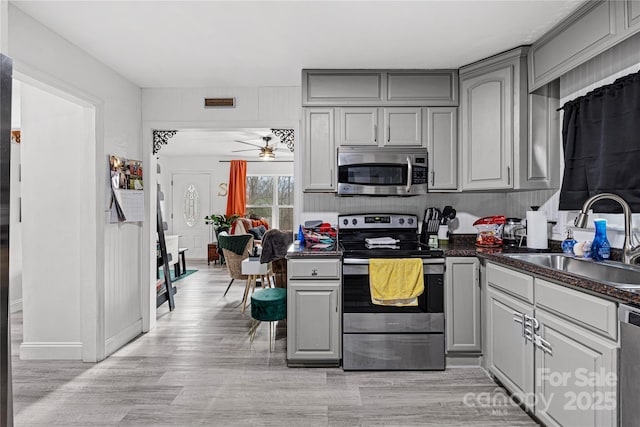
(406, 157, 412, 193)
(343, 258, 444, 265)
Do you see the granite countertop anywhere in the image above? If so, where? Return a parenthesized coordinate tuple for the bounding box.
(445, 235, 640, 307)
(286, 243, 342, 259)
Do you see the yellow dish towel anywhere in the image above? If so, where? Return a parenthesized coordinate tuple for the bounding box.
(369, 258, 424, 306)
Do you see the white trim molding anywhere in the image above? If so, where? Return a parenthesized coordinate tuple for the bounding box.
(20, 341, 83, 360)
(105, 319, 142, 357)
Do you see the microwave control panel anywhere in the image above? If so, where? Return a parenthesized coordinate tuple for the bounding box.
(412, 158, 428, 184)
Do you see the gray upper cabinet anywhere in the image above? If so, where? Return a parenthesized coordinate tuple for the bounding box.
(386, 71, 458, 106)
(302, 70, 458, 106)
(303, 71, 383, 106)
(445, 257, 480, 353)
(303, 108, 336, 192)
(460, 47, 560, 191)
(529, 0, 640, 91)
(426, 107, 458, 190)
(383, 107, 423, 146)
(460, 56, 517, 190)
(516, 81, 561, 190)
(337, 107, 379, 146)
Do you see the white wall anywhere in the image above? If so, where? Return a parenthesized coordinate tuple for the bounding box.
(9, 79, 21, 313)
(8, 5, 143, 360)
(20, 83, 85, 359)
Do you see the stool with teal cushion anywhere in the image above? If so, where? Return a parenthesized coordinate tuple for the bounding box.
(249, 287, 286, 351)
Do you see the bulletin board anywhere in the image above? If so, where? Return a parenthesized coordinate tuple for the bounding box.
(109, 155, 144, 222)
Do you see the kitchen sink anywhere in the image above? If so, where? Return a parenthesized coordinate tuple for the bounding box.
(503, 253, 640, 290)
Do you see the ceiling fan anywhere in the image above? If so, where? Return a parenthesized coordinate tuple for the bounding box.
(232, 135, 288, 160)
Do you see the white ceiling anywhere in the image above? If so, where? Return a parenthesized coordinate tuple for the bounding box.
(157, 128, 295, 160)
(12, 0, 587, 158)
(12, 0, 586, 88)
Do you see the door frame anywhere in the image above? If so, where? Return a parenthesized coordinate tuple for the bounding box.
(13, 62, 104, 362)
(142, 120, 300, 332)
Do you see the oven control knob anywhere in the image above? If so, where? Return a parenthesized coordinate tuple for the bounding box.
(408, 218, 414, 225)
(343, 219, 348, 226)
(352, 218, 357, 225)
(399, 218, 405, 225)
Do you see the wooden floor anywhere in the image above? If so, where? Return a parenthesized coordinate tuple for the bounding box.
(11, 260, 537, 426)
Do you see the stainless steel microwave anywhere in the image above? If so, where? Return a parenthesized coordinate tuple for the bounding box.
(337, 147, 428, 196)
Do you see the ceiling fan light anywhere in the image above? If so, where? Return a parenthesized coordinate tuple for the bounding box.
(259, 151, 275, 160)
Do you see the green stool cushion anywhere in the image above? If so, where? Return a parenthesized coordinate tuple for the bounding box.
(251, 288, 286, 322)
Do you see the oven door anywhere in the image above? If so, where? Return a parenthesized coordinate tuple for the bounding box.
(337, 148, 428, 196)
(342, 259, 444, 333)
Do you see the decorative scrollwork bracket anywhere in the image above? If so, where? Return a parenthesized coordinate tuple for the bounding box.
(153, 130, 178, 154)
(271, 128, 294, 152)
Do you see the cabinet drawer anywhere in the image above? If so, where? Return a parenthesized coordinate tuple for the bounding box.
(486, 263, 534, 303)
(288, 259, 341, 280)
(535, 278, 617, 341)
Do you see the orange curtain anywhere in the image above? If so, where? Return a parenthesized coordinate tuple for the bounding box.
(226, 160, 247, 217)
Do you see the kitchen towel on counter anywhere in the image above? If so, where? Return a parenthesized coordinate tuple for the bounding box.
(526, 209, 548, 249)
(369, 258, 424, 307)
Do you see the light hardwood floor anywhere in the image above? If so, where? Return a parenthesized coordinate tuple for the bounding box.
(11, 260, 537, 426)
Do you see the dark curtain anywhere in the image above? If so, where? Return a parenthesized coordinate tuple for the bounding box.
(559, 71, 640, 213)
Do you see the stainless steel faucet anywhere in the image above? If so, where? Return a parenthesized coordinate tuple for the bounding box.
(574, 193, 640, 264)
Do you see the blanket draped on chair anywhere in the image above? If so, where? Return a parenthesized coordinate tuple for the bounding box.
(260, 229, 293, 264)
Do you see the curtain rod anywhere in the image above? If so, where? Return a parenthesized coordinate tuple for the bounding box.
(218, 160, 293, 163)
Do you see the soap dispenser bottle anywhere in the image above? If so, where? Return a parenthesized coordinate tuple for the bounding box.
(561, 229, 577, 256)
(591, 219, 611, 261)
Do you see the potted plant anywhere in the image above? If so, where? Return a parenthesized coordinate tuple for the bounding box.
(204, 213, 239, 237)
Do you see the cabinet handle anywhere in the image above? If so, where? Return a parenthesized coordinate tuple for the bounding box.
(507, 166, 511, 186)
(431, 170, 435, 187)
(374, 124, 377, 143)
(330, 168, 333, 186)
(388, 126, 391, 143)
(534, 335, 553, 355)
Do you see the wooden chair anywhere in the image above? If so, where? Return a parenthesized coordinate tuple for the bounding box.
(218, 235, 254, 297)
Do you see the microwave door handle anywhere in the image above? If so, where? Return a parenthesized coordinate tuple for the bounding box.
(406, 157, 412, 193)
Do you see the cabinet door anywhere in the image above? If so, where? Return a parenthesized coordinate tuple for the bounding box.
(337, 107, 379, 146)
(302, 70, 383, 106)
(386, 71, 458, 106)
(287, 280, 340, 361)
(426, 107, 458, 190)
(460, 66, 513, 190)
(383, 107, 423, 146)
(445, 257, 480, 353)
(303, 108, 336, 192)
(515, 82, 561, 190)
(534, 309, 617, 427)
(486, 286, 535, 408)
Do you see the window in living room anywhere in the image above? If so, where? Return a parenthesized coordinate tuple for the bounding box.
(246, 175, 294, 230)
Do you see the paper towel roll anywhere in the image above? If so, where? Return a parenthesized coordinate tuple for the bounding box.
(526, 210, 548, 249)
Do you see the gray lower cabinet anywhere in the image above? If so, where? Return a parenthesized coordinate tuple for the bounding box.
(287, 257, 341, 365)
(303, 108, 336, 192)
(486, 285, 535, 409)
(445, 257, 481, 353)
(534, 309, 617, 427)
(485, 262, 619, 426)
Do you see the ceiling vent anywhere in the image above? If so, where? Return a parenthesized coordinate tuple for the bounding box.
(204, 98, 235, 108)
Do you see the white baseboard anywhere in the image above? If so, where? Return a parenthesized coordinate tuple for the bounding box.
(10, 298, 22, 313)
(446, 355, 483, 367)
(20, 341, 82, 360)
(105, 319, 142, 357)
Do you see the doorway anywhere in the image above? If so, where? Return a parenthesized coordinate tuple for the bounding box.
(10, 76, 100, 361)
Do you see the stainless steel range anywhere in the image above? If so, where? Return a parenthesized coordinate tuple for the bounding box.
(338, 214, 445, 370)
